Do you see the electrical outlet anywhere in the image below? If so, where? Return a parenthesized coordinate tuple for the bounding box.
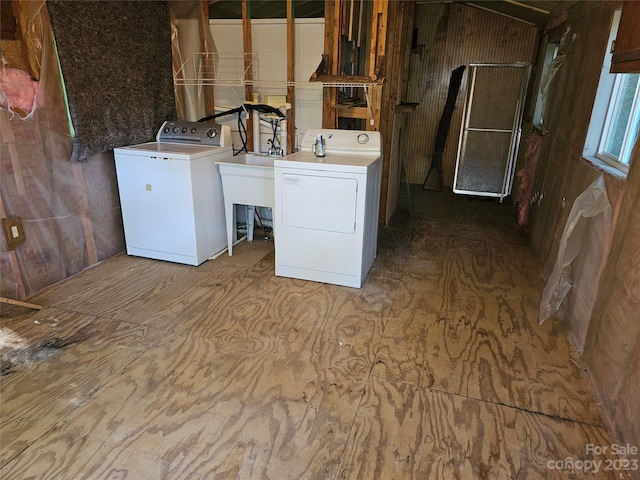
(2, 217, 26, 251)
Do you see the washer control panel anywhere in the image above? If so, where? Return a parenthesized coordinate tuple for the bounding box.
(156, 121, 228, 146)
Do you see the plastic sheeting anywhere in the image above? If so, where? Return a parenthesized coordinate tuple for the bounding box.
(1, 1, 125, 300)
(0, 0, 48, 120)
(538, 27, 570, 134)
(539, 175, 612, 352)
(170, 1, 218, 122)
(0, 67, 45, 118)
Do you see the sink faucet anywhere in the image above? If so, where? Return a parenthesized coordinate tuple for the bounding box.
(267, 139, 284, 157)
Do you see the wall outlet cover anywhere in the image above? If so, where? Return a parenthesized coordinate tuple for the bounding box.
(2, 217, 26, 250)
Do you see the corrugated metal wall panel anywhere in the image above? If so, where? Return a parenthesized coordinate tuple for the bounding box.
(404, 3, 538, 186)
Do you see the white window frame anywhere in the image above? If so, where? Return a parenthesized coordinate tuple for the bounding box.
(596, 74, 640, 170)
(583, 9, 639, 176)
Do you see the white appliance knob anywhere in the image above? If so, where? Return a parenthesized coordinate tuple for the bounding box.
(357, 133, 369, 144)
(206, 128, 218, 139)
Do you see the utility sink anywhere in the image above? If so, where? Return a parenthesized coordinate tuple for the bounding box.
(218, 153, 275, 167)
(215, 153, 275, 255)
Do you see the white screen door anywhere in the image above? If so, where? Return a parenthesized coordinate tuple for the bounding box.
(453, 63, 530, 201)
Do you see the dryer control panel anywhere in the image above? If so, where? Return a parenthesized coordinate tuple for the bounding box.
(299, 129, 381, 155)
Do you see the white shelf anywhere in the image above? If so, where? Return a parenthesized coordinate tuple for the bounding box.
(173, 53, 379, 89)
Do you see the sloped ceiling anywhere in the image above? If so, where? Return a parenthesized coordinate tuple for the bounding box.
(459, 0, 577, 27)
(207, 1, 577, 28)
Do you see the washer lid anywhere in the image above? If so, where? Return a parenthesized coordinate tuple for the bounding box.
(114, 142, 232, 160)
(274, 151, 381, 174)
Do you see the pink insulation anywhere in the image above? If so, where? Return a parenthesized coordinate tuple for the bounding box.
(515, 130, 543, 226)
(0, 67, 45, 117)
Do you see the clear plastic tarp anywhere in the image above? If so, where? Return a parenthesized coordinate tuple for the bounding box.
(539, 175, 612, 352)
(1, 1, 124, 300)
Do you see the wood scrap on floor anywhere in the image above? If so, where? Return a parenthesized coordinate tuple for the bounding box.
(424, 65, 466, 191)
(0, 297, 43, 310)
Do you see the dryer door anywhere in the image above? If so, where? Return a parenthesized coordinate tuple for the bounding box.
(281, 173, 358, 233)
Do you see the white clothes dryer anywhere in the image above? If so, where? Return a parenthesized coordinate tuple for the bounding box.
(274, 129, 383, 288)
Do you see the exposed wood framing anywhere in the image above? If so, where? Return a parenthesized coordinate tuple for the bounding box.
(348, 0, 355, 40)
(198, 0, 215, 117)
(331, 0, 341, 76)
(322, 0, 338, 128)
(368, 0, 384, 79)
(320, 0, 414, 221)
(384, 0, 415, 224)
(0, 195, 25, 300)
(368, 0, 387, 130)
(242, 0, 254, 148)
(169, 5, 187, 121)
(71, 162, 99, 265)
(286, 0, 295, 153)
(0, 112, 26, 299)
(379, 0, 403, 222)
(367, 84, 382, 132)
(310, 54, 330, 79)
(7, 142, 24, 195)
(315, 1, 418, 222)
(357, 0, 364, 48)
(311, 73, 384, 84)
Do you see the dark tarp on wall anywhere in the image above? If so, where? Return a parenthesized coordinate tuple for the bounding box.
(47, 0, 176, 162)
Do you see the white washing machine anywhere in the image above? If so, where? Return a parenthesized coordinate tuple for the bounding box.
(274, 128, 383, 288)
(114, 121, 233, 266)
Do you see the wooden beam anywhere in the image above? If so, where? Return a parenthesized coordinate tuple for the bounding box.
(0, 297, 43, 310)
(399, 0, 415, 98)
(242, 0, 254, 149)
(0, 112, 26, 300)
(348, 0, 355, 41)
(544, 0, 579, 23)
(287, 0, 295, 153)
(357, 0, 364, 48)
(503, 0, 549, 15)
(311, 74, 384, 84)
(368, 0, 387, 130)
(322, 0, 338, 128)
(71, 162, 99, 265)
(378, 0, 408, 224)
(199, 0, 216, 117)
(0, 201, 25, 300)
(169, 4, 187, 120)
(336, 106, 369, 118)
(368, 0, 387, 83)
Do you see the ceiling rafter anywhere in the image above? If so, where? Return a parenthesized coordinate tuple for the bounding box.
(204, 1, 575, 29)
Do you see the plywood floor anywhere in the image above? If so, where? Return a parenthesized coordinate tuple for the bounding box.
(1, 188, 631, 479)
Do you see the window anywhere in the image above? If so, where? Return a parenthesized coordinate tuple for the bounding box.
(584, 9, 639, 174)
(597, 73, 639, 167)
(533, 40, 560, 129)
